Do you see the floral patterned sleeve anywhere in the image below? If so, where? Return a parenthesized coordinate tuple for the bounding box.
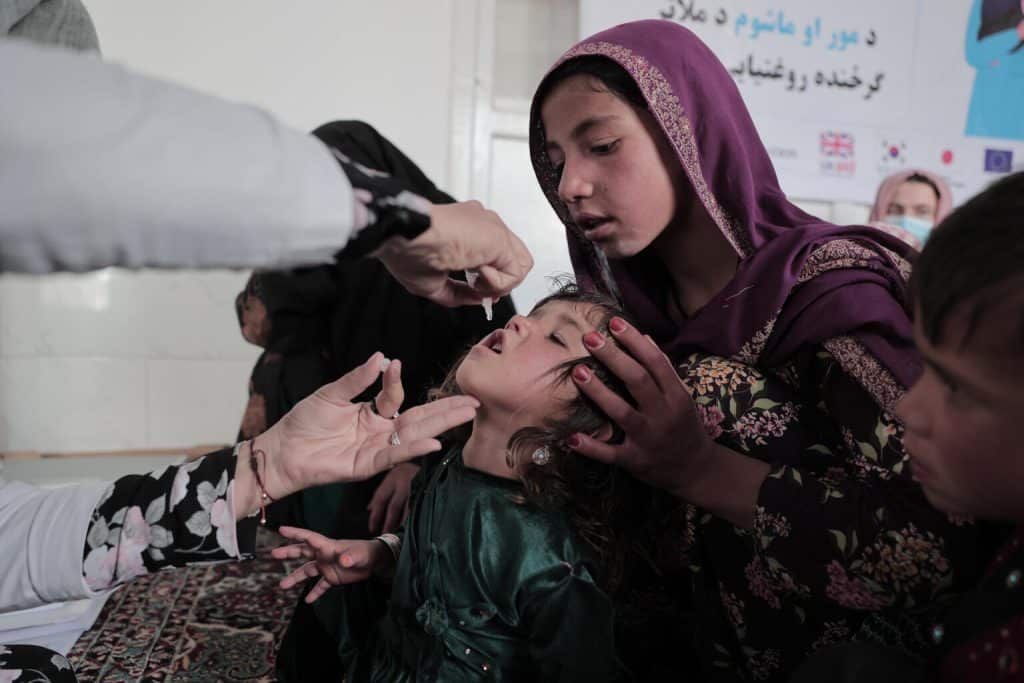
(749, 349, 980, 612)
(80, 447, 258, 591)
(329, 150, 433, 259)
(749, 348, 978, 614)
(678, 352, 992, 677)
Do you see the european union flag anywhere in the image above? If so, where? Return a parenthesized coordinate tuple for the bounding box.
(984, 148, 1014, 173)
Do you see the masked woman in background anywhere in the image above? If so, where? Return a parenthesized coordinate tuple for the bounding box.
(868, 169, 954, 249)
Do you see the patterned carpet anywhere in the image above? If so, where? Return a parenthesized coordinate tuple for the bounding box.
(68, 533, 301, 682)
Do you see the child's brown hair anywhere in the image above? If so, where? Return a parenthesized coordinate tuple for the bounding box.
(912, 171, 1024, 354)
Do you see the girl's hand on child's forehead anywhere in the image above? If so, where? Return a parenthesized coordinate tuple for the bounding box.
(566, 316, 719, 496)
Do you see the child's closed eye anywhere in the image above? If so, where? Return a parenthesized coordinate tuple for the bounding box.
(549, 332, 567, 347)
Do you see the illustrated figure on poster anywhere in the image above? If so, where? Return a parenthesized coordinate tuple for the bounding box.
(965, 0, 1024, 140)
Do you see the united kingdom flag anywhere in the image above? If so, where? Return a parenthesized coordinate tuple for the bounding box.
(819, 131, 855, 158)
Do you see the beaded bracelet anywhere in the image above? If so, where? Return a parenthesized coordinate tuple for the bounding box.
(248, 438, 275, 525)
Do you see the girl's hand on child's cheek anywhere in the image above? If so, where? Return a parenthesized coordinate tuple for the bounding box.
(569, 318, 717, 497)
(367, 462, 419, 534)
(273, 527, 392, 603)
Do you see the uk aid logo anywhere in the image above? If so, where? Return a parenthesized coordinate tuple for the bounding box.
(819, 131, 856, 177)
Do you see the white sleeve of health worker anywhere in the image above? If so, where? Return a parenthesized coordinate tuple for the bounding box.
(0, 38, 355, 273)
(0, 478, 107, 613)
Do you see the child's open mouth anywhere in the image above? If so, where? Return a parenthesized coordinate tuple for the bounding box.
(480, 329, 505, 354)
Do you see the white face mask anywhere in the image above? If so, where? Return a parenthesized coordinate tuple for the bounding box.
(884, 215, 934, 243)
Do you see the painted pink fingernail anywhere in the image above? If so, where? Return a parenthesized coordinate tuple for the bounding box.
(572, 365, 592, 383)
(583, 331, 604, 349)
(567, 434, 582, 449)
(609, 317, 627, 333)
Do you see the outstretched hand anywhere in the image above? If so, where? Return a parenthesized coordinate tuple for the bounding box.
(249, 352, 477, 508)
(272, 526, 393, 603)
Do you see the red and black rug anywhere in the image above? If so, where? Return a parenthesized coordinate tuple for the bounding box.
(68, 534, 301, 682)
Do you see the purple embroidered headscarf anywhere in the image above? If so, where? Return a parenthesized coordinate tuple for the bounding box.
(529, 20, 920, 410)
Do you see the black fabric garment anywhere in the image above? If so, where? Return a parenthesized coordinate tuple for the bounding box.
(236, 121, 515, 443)
(0, 645, 78, 683)
(786, 520, 1014, 683)
(923, 522, 1023, 679)
(312, 120, 515, 411)
(259, 120, 514, 683)
(235, 267, 337, 442)
(788, 642, 925, 683)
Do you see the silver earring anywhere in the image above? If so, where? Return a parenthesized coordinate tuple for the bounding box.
(531, 447, 551, 466)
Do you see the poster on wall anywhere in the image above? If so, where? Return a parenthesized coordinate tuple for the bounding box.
(579, 0, 1024, 206)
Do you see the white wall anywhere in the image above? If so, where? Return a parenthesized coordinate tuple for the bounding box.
(0, 0, 459, 453)
(86, 0, 456, 184)
(0, 270, 257, 452)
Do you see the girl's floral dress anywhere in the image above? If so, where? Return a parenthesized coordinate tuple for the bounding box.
(677, 351, 991, 682)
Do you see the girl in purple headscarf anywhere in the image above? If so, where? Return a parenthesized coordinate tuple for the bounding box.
(529, 19, 990, 681)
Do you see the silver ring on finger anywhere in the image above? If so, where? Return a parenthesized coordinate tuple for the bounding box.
(389, 431, 401, 447)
